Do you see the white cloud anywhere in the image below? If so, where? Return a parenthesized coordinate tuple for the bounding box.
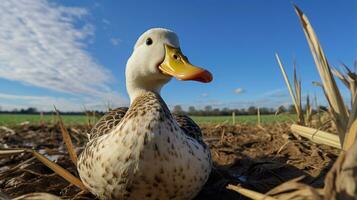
(102, 18, 110, 25)
(0, 0, 127, 110)
(234, 88, 245, 94)
(0, 0, 126, 106)
(110, 38, 121, 46)
(263, 88, 288, 98)
(200, 93, 208, 97)
(0, 93, 82, 111)
(0, 92, 128, 112)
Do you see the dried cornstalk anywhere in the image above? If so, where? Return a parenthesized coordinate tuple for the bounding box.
(275, 54, 304, 125)
(324, 136, 357, 199)
(293, 63, 305, 124)
(12, 193, 62, 200)
(266, 176, 324, 200)
(31, 150, 86, 190)
(291, 124, 341, 149)
(228, 177, 324, 200)
(333, 65, 357, 149)
(40, 112, 44, 126)
(332, 63, 357, 105)
(0, 148, 86, 191)
(54, 107, 78, 165)
(0, 149, 26, 157)
(306, 95, 313, 126)
(343, 119, 357, 151)
(294, 5, 349, 144)
(227, 184, 277, 200)
(345, 96, 357, 145)
(257, 107, 261, 126)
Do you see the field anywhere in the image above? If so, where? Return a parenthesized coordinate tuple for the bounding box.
(0, 114, 295, 126)
(0, 122, 339, 199)
(0, 6, 354, 199)
(0, 112, 337, 200)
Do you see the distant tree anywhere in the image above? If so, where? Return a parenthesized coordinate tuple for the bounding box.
(26, 107, 37, 114)
(212, 108, 220, 116)
(231, 109, 239, 115)
(277, 105, 287, 113)
(204, 105, 212, 112)
(238, 108, 246, 115)
(188, 106, 196, 115)
(269, 108, 275, 114)
(288, 105, 296, 114)
(221, 107, 230, 115)
(247, 106, 257, 115)
(173, 105, 184, 114)
(259, 107, 270, 115)
(168, 105, 296, 116)
(203, 105, 212, 115)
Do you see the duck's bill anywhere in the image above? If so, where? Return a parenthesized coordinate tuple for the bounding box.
(158, 45, 213, 83)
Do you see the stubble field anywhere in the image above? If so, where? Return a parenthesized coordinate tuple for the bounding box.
(0, 118, 338, 199)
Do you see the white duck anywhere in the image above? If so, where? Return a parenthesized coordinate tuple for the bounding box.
(77, 28, 213, 200)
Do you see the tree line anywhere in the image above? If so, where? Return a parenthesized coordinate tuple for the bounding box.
(0, 107, 105, 115)
(0, 105, 328, 116)
(172, 105, 328, 116)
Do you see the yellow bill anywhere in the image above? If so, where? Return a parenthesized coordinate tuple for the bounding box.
(159, 45, 213, 83)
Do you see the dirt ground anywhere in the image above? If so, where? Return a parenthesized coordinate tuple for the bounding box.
(0, 123, 340, 199)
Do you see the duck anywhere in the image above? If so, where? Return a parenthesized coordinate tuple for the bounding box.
(77, 28, 213, 200)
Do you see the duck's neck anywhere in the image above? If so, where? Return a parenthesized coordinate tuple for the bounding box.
(126, 78, 167, 104)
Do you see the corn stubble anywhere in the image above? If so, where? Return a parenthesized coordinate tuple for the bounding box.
(276, 5, 356, 150)
(0, 4, 356, 200)
(228, 4, 357, 200)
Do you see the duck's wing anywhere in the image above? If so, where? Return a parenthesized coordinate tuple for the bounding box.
(88, 107, 128, 141)
(172, 114, 206, 147)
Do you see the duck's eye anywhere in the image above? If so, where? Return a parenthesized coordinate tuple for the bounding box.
(173, 54, 179, 60)
(146, 38, 153, 46)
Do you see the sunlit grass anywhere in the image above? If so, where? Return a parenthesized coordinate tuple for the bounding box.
(191, 114, 295, 124)
(0, 114, 295, 126)
(0, 114, 89, 126)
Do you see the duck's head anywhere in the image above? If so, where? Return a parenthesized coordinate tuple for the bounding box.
(126, 28, 212, 103)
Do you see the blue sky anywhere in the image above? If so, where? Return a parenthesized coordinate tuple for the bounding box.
(0, 0, 355, 111)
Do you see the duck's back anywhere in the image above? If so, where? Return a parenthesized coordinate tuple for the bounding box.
(88, 107, 128, 141)
(88, 105, 206, 146)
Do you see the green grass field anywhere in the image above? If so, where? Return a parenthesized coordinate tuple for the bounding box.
(190, 115, 295, 124)
(0, 114, 295, 126)
(0, 114, 93, 126)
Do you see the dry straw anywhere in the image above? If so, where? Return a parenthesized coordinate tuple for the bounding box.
(0, 148, 86, 191)
(12, 193, 62, 200)
(277, 5, 356, 149)
(293, 5, 352, 145)
(275, 54, 305, 125)
(54, 106, 78, 165)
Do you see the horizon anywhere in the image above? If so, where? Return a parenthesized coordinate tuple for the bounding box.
(0, 0, 355, 112)
(0, 103, 310, 114)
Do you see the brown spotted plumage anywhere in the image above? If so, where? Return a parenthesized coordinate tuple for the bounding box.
(89, 107, 205, 147)
(77, 92, 211, 200)
(172, 114, 207, 149)
(89, 107, 128, 141)
(76, 28, 212, 200)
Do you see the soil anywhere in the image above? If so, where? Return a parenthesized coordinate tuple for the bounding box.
(0, 123, 340, 199)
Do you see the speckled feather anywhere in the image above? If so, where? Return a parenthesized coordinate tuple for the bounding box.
(88, 107, 128, 141)
(77, 91, 212, 200)
(89, 107, 205, 147)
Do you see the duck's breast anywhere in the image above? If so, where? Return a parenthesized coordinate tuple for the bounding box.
(128, 117, 212, 200)
(77, 120, 145, 199)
